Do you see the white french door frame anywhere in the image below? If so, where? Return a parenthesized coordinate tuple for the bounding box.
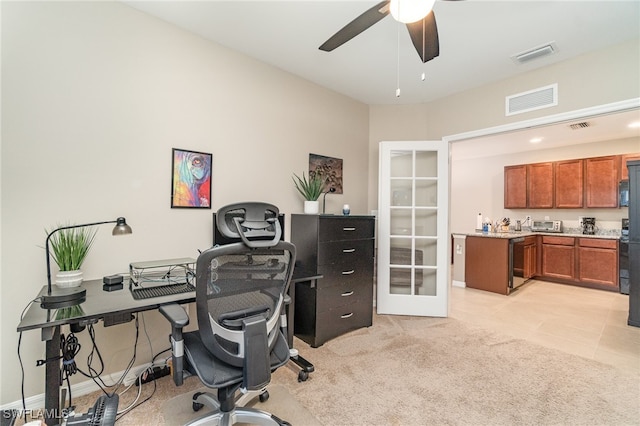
(377, 140, 449, 317)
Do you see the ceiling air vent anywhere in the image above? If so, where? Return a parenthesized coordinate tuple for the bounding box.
(569, 122, 591, 130)
(511, 42, 558, 64)
(505, 84, 558, 116)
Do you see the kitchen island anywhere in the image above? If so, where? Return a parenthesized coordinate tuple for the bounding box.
(464, 232, 532, 295)
(460, 230, 620, 295)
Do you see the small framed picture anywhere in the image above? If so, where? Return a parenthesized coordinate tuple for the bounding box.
(309, 153, 343, 193)
(171, 148, 212, 208)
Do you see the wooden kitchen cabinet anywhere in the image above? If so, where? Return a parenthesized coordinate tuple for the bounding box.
(504, 163, 553, 209)
(585, 156, 619, 208)
(621, 153, 640, 180)
(504, 165, 527, 209)
(528, 162, 554, 208)
(577, 238, 618, 289)
(465, 236, 510, 295)
(541, 236, 575, 281)
(555, 159, 584, 208)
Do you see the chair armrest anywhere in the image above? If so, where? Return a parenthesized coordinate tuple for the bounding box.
(159, 303, 189, 327)
(159, 303, 189, 386)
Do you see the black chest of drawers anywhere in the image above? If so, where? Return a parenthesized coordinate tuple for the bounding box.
(291, 214, 375, 347)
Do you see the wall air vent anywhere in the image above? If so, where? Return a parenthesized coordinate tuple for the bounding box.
(569, 122, 591, 130)
(505, 84, 558, 116)
(511, 42, 558, 64)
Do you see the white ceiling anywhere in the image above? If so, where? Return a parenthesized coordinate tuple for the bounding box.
(123, 0, 640, 153)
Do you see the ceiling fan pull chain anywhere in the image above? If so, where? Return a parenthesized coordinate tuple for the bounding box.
(396, 20, 401, 97)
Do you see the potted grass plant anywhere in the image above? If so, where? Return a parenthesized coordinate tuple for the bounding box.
(293, 172, 325, 214)
(47, 225, 97, 288)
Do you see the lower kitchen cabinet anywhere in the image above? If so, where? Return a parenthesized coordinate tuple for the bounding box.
(291, 214, 375, 347)
(539, 235, 619, 290)
(466, 234, 619, 294)
(577, 238, 618, 288)
(541, 236, 576, 280)
(465, 236, 511, 295)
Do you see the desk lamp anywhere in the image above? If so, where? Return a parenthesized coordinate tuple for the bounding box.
(41, 217, 132, 309)
(322, 187, 336, 214)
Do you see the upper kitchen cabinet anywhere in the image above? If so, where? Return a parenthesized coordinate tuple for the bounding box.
(504, 165, 527, 209)
(585, 156, 619, 208)
(505, 151, 638, 209)
(527, 162, 554, 208)
(555, 159, 584, 208)
(621, 153, 640, 181)
(504, 162, 554, 209)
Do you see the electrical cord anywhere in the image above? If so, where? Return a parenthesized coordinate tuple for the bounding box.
(116, 312, 158, 419)
(60, 333, 81, 408)
(18, 297, 41, 423)
(19, 304, 162, 420)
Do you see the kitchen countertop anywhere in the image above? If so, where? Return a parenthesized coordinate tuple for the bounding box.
(456, 230, 621, 240)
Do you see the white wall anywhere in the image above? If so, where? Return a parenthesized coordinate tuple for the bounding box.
(0, 2, 369, 405)
(367, 39, 640, 215)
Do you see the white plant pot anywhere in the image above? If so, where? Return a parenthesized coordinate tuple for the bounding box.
(56, 270, 83, 288)
(304, 200, 319, 214)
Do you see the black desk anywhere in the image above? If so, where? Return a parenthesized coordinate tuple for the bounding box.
(17, 271, 319, 425)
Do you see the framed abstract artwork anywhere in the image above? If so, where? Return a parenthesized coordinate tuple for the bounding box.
(171, 148, 212, 208)
(309, 153, 343, 193)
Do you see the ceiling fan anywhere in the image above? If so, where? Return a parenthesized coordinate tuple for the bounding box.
(319, 0, 462, 63)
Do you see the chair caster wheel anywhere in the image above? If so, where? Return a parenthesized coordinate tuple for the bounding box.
(298, 370, 309, 382)
(192, 392, 205, 412)
(259, 390, 269, 403)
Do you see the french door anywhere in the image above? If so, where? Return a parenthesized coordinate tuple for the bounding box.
(377, 141, 449, 316)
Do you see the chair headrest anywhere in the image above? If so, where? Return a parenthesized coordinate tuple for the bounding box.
(216, 202, 282, 248)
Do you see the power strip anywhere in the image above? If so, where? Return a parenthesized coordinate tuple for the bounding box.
(136, 366, 170, 386)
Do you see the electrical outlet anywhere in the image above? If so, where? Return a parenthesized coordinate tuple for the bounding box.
(578, 216, 584, 226)
(525, 215, 532, 226)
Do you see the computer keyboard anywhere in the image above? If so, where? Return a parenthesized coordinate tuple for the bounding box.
(130, 282, 195, 300)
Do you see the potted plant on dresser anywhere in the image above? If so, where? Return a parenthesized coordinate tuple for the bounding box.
(47, 224, 97, 288)
(293, 172, 325, 214)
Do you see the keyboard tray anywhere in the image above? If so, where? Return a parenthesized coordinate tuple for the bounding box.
(131, 282, 195, 300)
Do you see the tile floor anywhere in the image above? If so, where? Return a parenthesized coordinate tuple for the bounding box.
(449, 279, 640, 374)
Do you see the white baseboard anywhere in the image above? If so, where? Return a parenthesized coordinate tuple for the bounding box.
(452, 280, 466, 288)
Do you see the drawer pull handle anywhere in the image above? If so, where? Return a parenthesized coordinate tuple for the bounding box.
(342, 270, 355, 275)
(341, 291, 354, 297)
(341, 313, 354, 319)
(343, 248, 356, 253)
(343, 227, 356, 231)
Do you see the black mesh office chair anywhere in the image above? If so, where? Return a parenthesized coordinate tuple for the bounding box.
(160, 202, 295, 426)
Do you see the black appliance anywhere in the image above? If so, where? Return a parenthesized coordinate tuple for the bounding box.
(619, 180, 629, 207)
(582, 217, 596, 235)
(620, 218, 629, 295)
(628, 160, 640, 327)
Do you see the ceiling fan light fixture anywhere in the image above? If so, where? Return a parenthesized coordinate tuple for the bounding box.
(390, 0, 436, 23)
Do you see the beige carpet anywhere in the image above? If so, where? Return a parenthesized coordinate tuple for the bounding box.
(273, 315, 639, 425)
(67, 314, 639, 425)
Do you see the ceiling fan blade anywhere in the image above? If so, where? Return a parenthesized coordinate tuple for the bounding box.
(406, 11, 439, 63)
(319, 0, 390, 52)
